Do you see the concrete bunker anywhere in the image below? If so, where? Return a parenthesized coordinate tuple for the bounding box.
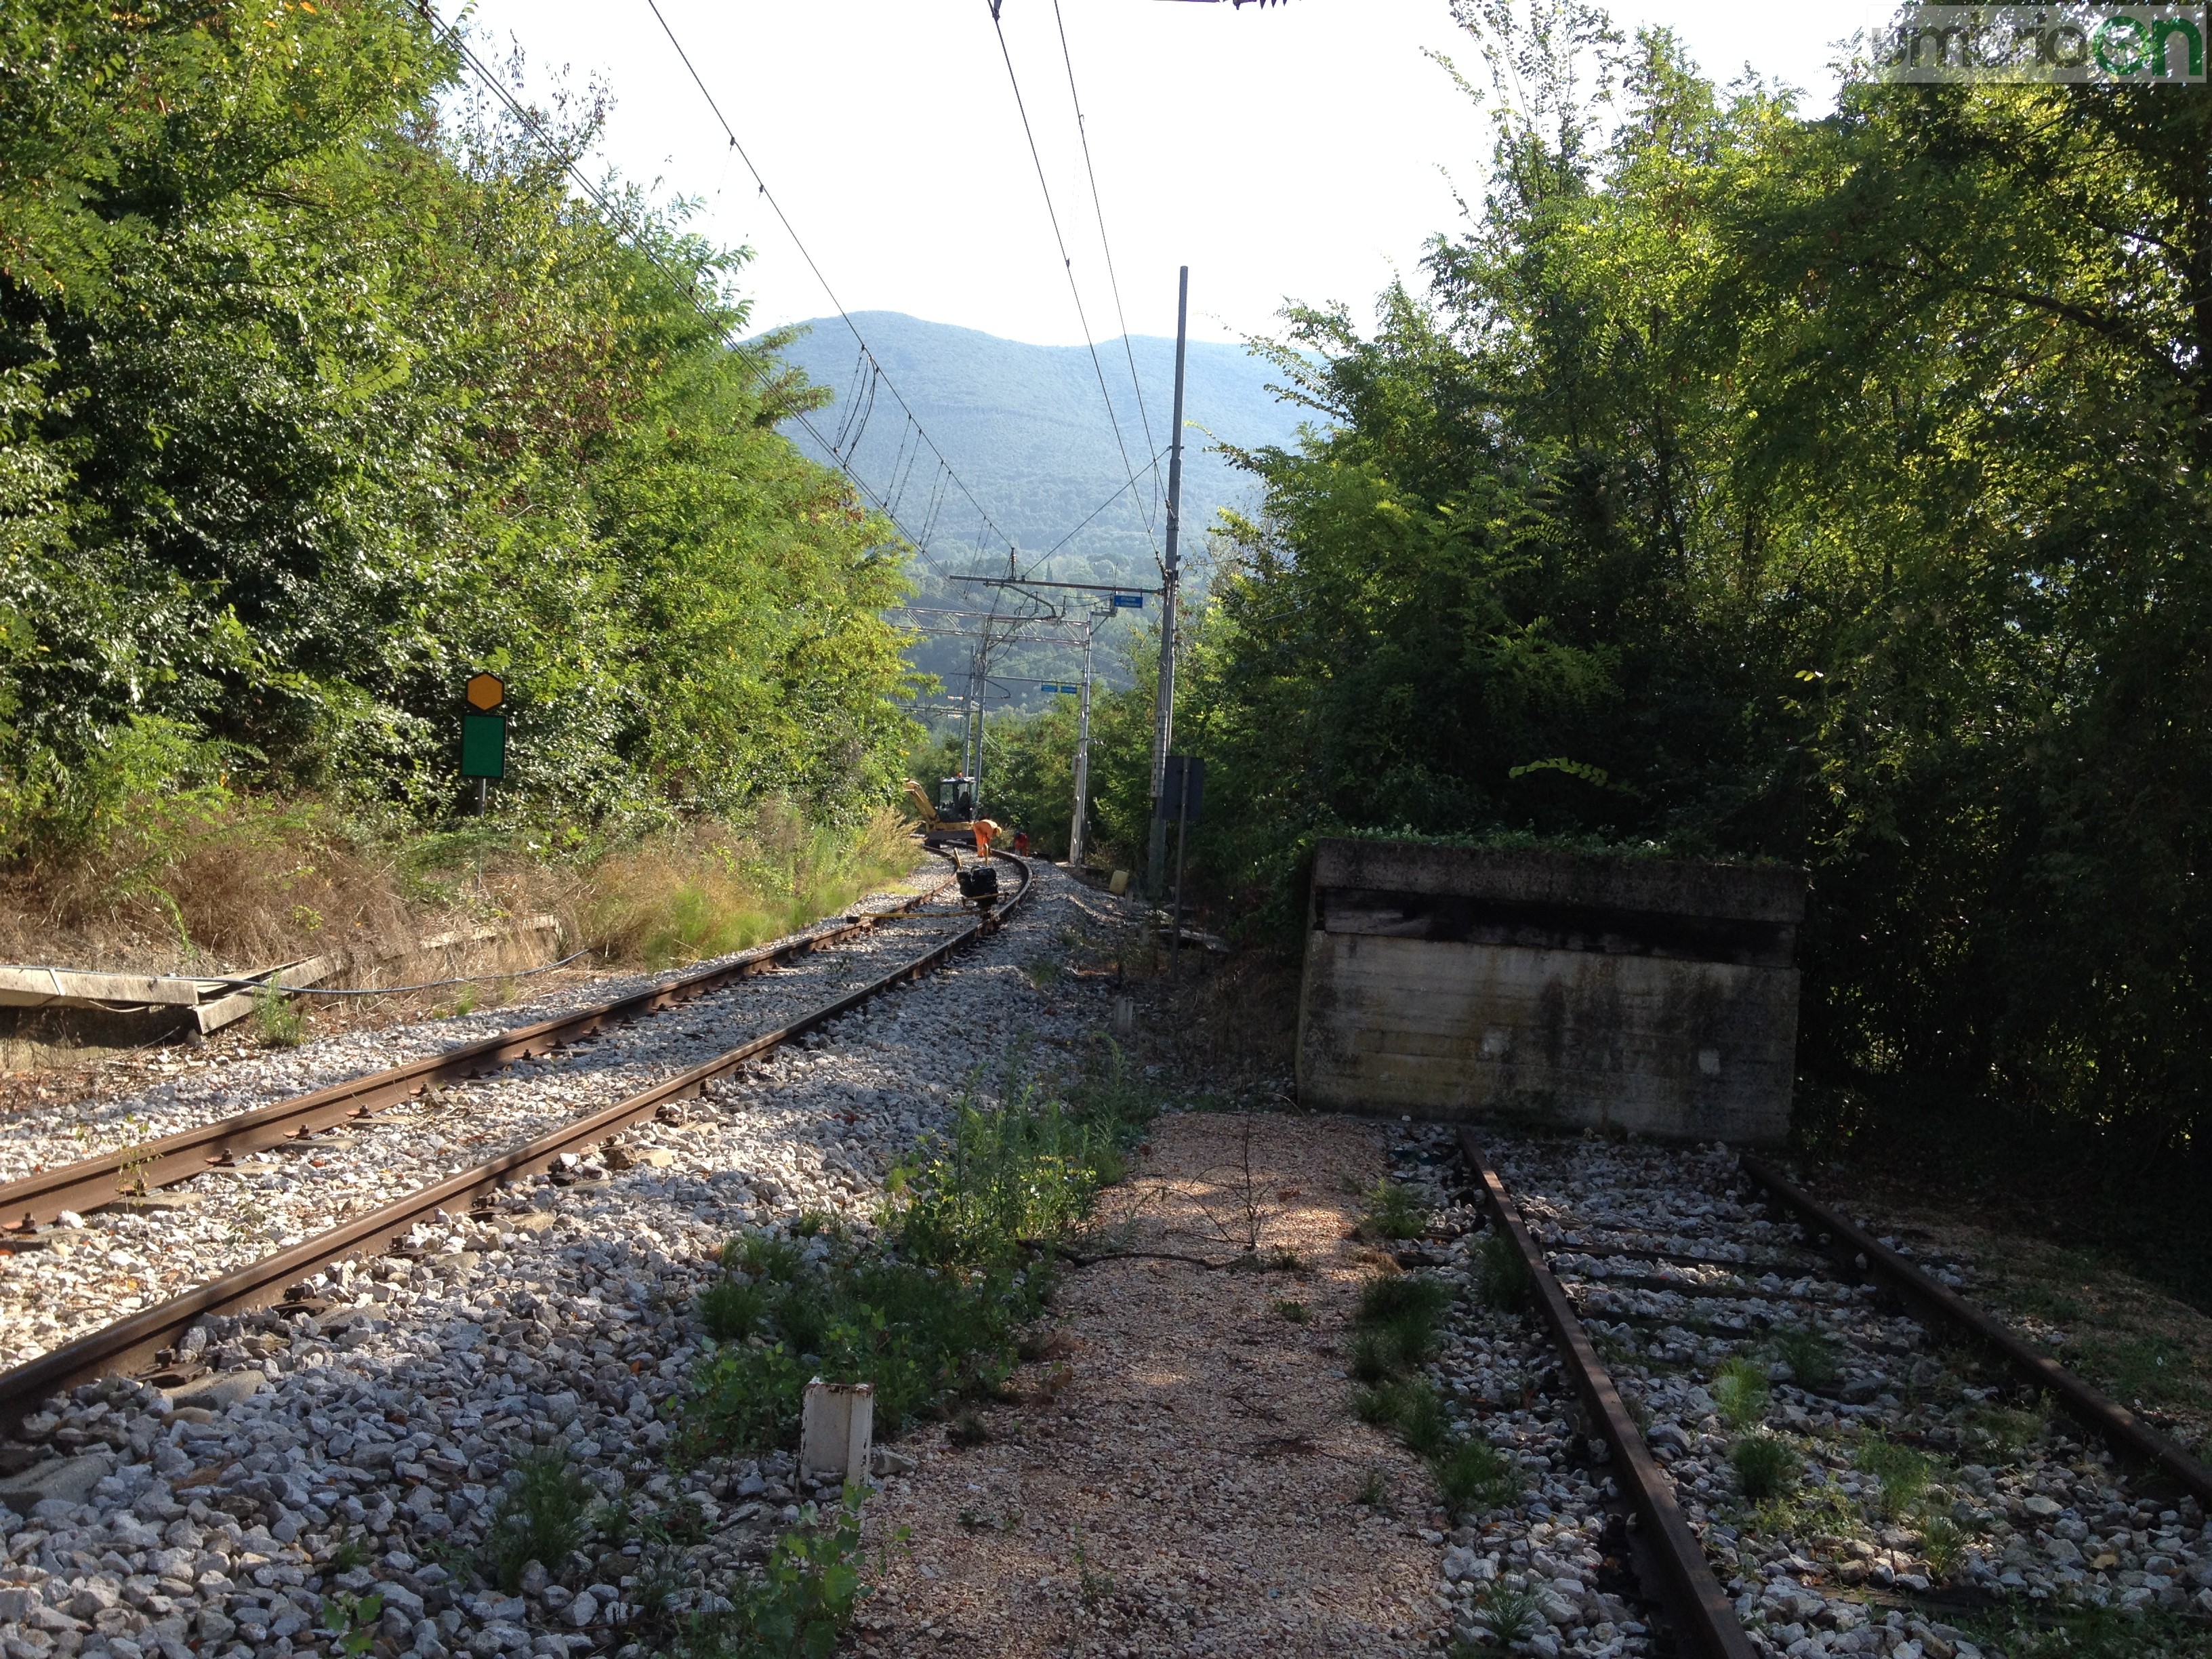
(1296, 838, 1806, 1145)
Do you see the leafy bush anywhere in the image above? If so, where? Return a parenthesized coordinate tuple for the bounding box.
(685, 1071, 1131, 1458)
(0, 0, 920, 861)
(1731, 1433, 1796, 1502)
(890, 1094, 1120, 1269)
(682, 1251, 1040, 1456)
(712, 1493, 869, 1659)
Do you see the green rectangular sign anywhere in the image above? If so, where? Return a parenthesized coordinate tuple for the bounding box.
(461, 711, 508, 780)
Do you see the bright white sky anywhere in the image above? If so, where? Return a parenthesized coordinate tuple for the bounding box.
(457, 1, 1855, 347)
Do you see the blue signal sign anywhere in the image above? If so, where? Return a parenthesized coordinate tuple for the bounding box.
(1111, 593, 1145, 609)
(1042, 682, 1081, 695)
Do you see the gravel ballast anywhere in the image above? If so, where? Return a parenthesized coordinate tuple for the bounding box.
(0, 874, 967, 1371)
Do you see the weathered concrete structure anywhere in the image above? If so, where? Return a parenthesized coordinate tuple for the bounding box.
(1296, 838, 1806, 1144)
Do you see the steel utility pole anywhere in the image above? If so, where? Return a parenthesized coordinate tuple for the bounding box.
(1146, 266, 1190, 897)
(1069, 612, 1098, 869)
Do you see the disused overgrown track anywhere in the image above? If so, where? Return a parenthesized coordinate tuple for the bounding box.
(1459, 1130, 2212, 1658)
(1740, 1155, 2212, 1509)
(1460, 1126, 1760, 1659)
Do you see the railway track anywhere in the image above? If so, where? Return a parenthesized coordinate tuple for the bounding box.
(1446, 1128, 2212, 1659)
(0, 865, 998, 1374)
(0, 850, 1031, 1426)
(0, 862, 960, 1236)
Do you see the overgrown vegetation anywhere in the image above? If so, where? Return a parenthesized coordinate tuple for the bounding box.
(684, 1056, 1144, 1461)
(1770, 1329, 1841, 1392)
(1357, 1178, 1429, 1243)
(457, 1439, 872, 1659)
(1711, 1357, 1771, 1433)
(1353, 1273, 1454, 1377)
(1730, 1433, 1795, 1502)
(1963, 1600, 2212, 1659)
(975, 0, 2212, 1289)
(1348, 1268, 1521, 1519)
(1853, 1435, 1933, 1521)
(0, 3, 920, 971)
(1476, 1231, 1536, 1314)
(574, 808, 918, 968)
(480, 1446, 594, 1595)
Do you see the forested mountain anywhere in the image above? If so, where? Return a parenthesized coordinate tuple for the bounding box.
(771, 312, 1305, 704)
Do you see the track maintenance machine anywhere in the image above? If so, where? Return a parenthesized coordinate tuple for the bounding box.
(903, 775, 1009, 922)
(903, 775, 1002, 851)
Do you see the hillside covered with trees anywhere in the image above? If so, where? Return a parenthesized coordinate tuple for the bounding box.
(773, 311, 1300, 712)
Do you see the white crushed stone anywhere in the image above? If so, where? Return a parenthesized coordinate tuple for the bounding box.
(0, 875, 973, 1370)
(0, 862, 1115, 1659)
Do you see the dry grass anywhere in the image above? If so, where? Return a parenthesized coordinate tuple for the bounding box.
(0, 794, 922, 980)
(0, 798, 423, 975)
(572, 804, 920, 968)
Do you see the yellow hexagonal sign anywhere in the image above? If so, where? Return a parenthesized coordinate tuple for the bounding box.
(465, 672, 506, 712)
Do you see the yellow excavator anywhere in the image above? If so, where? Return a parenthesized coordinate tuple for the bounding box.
(902, 775, 1004, 852)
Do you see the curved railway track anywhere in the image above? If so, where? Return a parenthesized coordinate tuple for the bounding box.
(0, 862, 962, 1236)
(1448, 1127, 2211, 1659)
(0, 850, 1032, 1429)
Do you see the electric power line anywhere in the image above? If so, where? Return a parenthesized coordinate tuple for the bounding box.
(640, 0, 1023, 576)
(987, 1, 1161, 571)
(426, 10, 979, 579)
(1050, 0, 1161, 533)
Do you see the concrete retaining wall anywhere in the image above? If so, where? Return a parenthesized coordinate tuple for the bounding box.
(1296, 839, 1806, 1144)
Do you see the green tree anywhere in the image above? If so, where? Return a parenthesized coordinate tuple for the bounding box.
(0, 1, 918, 846)
(1177, 0, 2212, 1268)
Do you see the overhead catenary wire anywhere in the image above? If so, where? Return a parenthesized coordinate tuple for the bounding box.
(639, 0, 1024, 577)
(986, 1, 1162, 572)
(1050, 0, 1162, 533)
(425, 10, 974, 581)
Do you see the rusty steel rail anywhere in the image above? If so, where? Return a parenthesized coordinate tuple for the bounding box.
(0, 861, 961, 1235)
(0, 852, 1031, 1426)
(1740, 1155, 2212, 1509)
(1458, 1128, 1758, 1659)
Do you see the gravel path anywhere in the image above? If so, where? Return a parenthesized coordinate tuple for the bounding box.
(0, 871, 967, 1372)
(853, 1112, 1446, 1658)
(1481, 1131, 2212, 1657)
(0, 861, 1111, 1659)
